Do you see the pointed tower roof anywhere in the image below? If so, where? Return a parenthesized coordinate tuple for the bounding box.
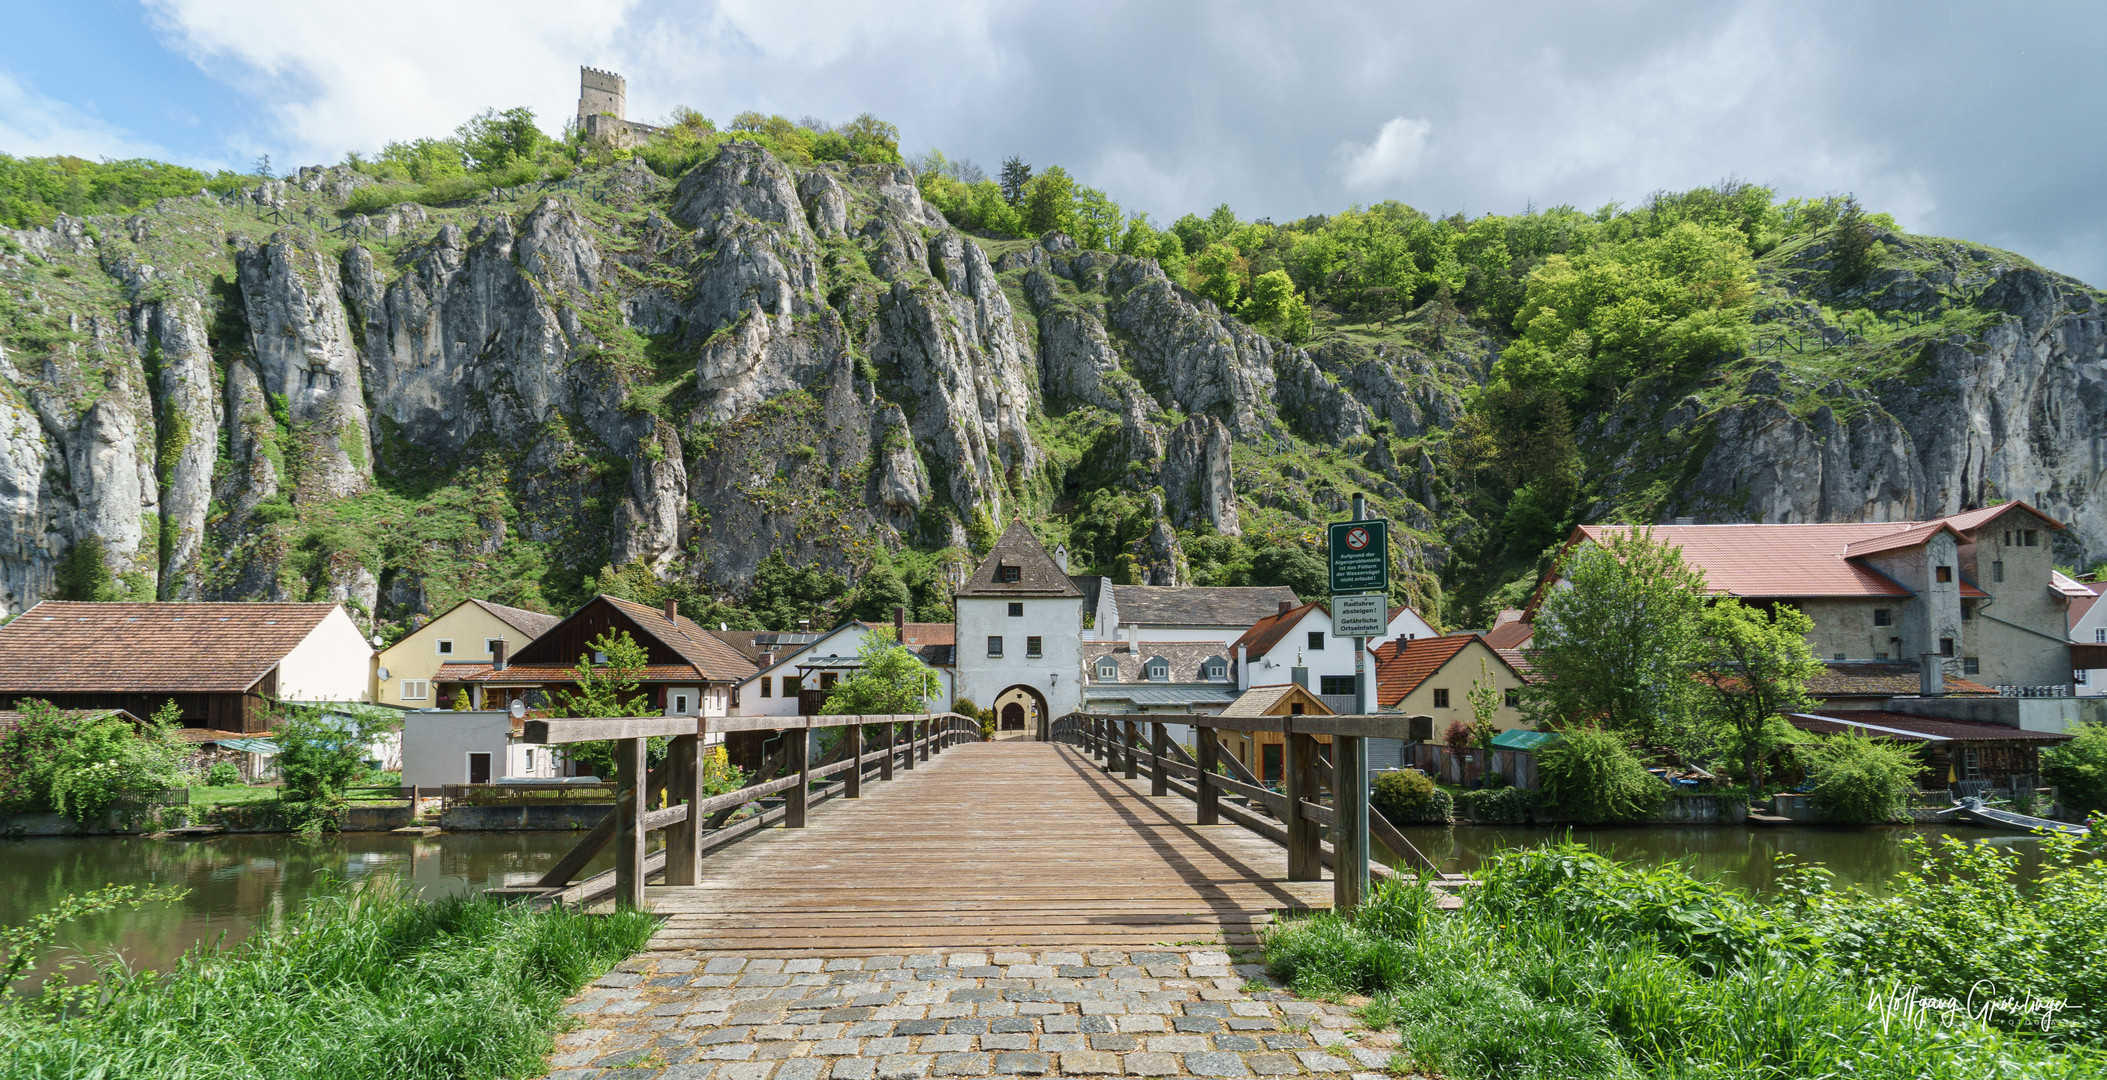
(957, 520, 1084, 598)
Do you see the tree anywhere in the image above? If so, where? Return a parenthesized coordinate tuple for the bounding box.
(1525, 527, 1709, 747)
(1801, 731, 1919, 823)
(1023, 165, 1079, 236)
(1191, 242, 1247, 310)
(1466, 658, 1503, 753)
(1244, 545, 1326, 601)
(821, 630, 942, 715)
(0, 699, 191, 819)
(55, 537, 119, 601)
(1242, 269, 1313, 342)
(455, 107, 548, 172)
(2042, 721, 2107, 817)
(1828, 196, 1878, 292)
(744, 552, 848, 631)
(999, 157, 1031, 207)
(1536, 727, 1667, 823)
(274, 705, 396, 807)
(848, 565, 913, 622)
(556, 630, 660, 780)
(1692, 599, 1822, 793)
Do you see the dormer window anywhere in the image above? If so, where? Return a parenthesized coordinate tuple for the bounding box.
(1203, 656, 1227, 681)
(1095, 658, 1120, 682)
(996, 564, 1022, 583)
(1145, 656, 1169, 681)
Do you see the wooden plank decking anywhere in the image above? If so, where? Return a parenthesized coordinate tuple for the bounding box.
(642, 741, 1332, 957)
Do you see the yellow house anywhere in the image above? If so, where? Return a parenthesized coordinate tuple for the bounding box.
(1372, 633, 1529, 735)
(374, 599, 561, 707)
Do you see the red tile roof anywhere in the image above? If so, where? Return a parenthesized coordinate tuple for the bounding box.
(1934, 501, 2065, 534)
(1785, 710, 2072, 743)
(900, 622, 955, 647)
(435, 662, 706, 683)
(1229, 602, 1320, 657)
(1570, 522, 1989, 599)
(1483, 621, 1534, 650)
(0, 602, 342, 694)
(1370, 634, 1511, 708)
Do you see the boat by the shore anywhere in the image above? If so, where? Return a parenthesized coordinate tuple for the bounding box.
(1940, 796, 2090, 837)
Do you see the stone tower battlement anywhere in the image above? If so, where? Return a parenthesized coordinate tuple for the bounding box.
(578, 66, 626, 121)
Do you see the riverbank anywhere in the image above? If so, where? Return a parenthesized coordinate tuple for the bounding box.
(0, 883, 654, 1080)
(1265, 835, 2107, 1077)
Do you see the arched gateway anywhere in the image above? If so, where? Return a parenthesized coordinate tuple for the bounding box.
(990, 684, 1049, 740)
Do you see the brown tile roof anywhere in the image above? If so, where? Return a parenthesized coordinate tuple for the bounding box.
(1111, 585, 1301, 628)
(1229, 602, 1320, 657)
(0, 602, 342, 694)
(957, 522, 1083, 598)
(1497, 648, 1538, 682)
(467, 598, 562, 639)
(436, 661, 707, 683)
(1934, 501, 2065, 535)
(1370, 634, 1511, 708)
(599, 595, 757, 682)
(1082, 641, 1234, 684)
(1785, 710, 2072, 743)
(1483, 620, 1534, 650)
(1805, 661, 1995, 698)
(1572, 522, 1994, 599)
(901, 622, 956, 647)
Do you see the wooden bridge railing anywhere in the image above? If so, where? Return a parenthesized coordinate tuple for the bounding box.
(1050, 712, 1439, 911)
(515, 712, 981, 908)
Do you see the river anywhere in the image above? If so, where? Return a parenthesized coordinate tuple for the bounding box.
(0, 822, 2049, 988)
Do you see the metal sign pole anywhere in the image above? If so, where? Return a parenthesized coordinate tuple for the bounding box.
(1335, 493, 1372, 912)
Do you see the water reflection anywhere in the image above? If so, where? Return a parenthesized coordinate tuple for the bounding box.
(0, 832, 614, 986)
(1382, 822, 2050, 895)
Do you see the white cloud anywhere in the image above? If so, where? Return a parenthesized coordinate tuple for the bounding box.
(0, 69, 167, 160)
(1339, 116, 1431, 189)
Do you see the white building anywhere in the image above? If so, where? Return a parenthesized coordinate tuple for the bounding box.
(1228, 600, 1439, 713)
(734, 619, 956, 716)
(953, 522, 1086, 733)
(1085, 583, 1302, 645)
(401, 708, 561, 786)
(2064, 572, 2106, 696)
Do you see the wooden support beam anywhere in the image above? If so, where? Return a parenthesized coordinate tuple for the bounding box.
(1283, 730, 1323, 882)
(665, 733, 702, 886)
(845, 723, 863, 799)
(524, 715, 701, 744)
(787, 729, 810, 828)
(881, 722, 896, 781)
(918, 719, 930, 762)
(1150, 722, 1168, 798)
(1122, 720, 1139, 780)
(1196, 726, 1220, 826)
(615, 737, 647, 909)
(1332, 734, 1369, 911)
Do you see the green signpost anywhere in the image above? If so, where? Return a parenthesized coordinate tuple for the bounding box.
(1327, 518, 1389, 595)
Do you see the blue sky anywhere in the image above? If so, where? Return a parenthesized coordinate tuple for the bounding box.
(6, 1, 2105, 286)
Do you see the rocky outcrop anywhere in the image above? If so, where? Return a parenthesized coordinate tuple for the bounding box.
(1161, 415, 1240, 536)
(143, 298, 222, 598)
(236, 233, 372, 501)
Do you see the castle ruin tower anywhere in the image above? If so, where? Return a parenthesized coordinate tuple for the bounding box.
(578, 67, 626, 123)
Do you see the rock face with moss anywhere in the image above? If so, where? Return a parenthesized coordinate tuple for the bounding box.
(1, 143, 2104, 630)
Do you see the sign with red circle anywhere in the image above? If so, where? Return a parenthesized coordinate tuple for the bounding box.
(1345, 527, 1371, 551)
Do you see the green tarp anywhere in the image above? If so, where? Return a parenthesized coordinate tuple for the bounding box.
(1489, 729, 1564, 752)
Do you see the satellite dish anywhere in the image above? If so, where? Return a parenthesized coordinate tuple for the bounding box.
(510, 699, 526, 719)
(376, 666, 391, 681)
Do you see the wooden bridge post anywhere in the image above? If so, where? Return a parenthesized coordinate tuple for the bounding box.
(1122, 720, 1139, 780)
(786, 727, 810, 828)
(1332, 733, 1369, 911)
(615, 736, 648, 908)
(881, 721, 896, 780)
(918, 719, 930, 762)
(902, 720, 915, 771)
(1283, 726, 1323, 882)
(1150, 722, 1168, 797)
(1196, 726, 1220, 825)
(845, 721, 864, 799)
(665, 732, 702, 886)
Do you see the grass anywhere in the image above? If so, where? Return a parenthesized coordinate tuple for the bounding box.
(1264, 844, 2107, 1080)
(185, 785, 278, 808)
(0, 880, 656, 1080)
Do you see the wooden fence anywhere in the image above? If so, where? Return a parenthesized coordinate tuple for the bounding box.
(512, 713, 980, 909)
(1052, 712, 1444, 912)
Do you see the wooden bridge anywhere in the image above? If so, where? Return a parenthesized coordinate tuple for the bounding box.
(511, 711, 1453, 956)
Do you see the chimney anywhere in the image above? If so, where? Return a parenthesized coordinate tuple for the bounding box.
(1236, 644, 1248, 690)
(664, 598, 678, 623)
(491, 639, 508, 672)
(1291, 665, 1309, 691)
(1398, 633, 1411, 650)
(1278, 600, 1293, 616)
(1920, 654, 1945, 697)
(1054, 544, 1069, 573)
(894, 604, 906, 644)
(1673, 516, 1696, 526)
(799, 619, 811, 633)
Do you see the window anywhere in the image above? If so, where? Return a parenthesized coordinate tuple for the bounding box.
(1873, 609, 1892, 627)
(1095, 659, 1119, 682)
(1008, 602, 1023, 617)
(1433, 688, 1450, 708)
(593, 650, 608, 664)
(1289, 702, 1305, 715)
(1307, 631, 1324, 651)
(1963, 657, 1981, 675)
(820, 672, 838, 690)
(730, 687, 740, 707)
(759, 677, 773, 698)
(2098, 629, 2107, 644)
(1834, 652, 1846, 661)
(988, 636, 1004, 657)
(1940, 637, 1955, 657)
(784, 675, 803, 694)
(996, 564, 1021, 583)
(1146, 658, 1169, 681)
(436, 639, 454, 655)
(1992, 560, 2005, 582)
(1026, 636, 1043, 658)
(1504, 688, 1520, 708)
(673, 694, 690, 714)
(1205, 662, 1227, 680)
(1319, 675, 1356, 696)
(2003, 530, 2012, 546)
(2078, 669, 2090, 685)
(1935, 565, 1953, 583)
(2024, 529, 2039, 547)
(400, 679, 429, 701)
(485, 638, 503, 655)
(1961, 603, 1974, 621)
(525, 749, 536, 772)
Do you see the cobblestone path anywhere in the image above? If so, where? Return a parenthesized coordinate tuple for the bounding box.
(542, 949, 1393, 1080)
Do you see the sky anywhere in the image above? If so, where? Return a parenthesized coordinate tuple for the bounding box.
(5, 1, 2104, 286)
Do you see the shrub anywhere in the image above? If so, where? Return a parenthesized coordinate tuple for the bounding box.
(1801, 731, 1918, 823)
(205, 760, 243, 787)
(2044, 721, 2107, 816)
(1456, 786, 1540, 824)
(0, 700, 191, 821)
(273, 705, 399, 833)
(1536, 728, 1667, 823)
(1372, 769, 1453, 824)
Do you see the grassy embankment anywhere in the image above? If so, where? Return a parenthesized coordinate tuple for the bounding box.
(1264, 836, 2107, 1080)
(0, 882, 654, 1080)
